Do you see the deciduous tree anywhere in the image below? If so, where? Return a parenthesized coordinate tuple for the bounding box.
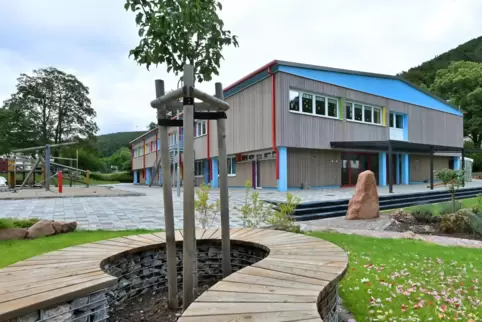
(431, 61, 482, 147)
(125, 0, 239, 82)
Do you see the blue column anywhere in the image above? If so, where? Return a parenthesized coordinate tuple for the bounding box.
(396, 154, 401, 184)
(211, 158, 219, 188)
(278, 147, 288, 192)
(454, 157, 460, 170)
(403, 114, 409, 141)
(146, 168, 151, 185)
(402, 154, 410, 184)
(379, 152, 387, 186)
(204, 159, 210, 184)
(134, 170, 138, 184)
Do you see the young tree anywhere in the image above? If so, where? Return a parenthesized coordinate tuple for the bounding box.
(147, 121, 157, 130)
(431, 61, 482, 147)
(125, 0, 239, 83)
(436, 168, 465, 213)
(2, 68, 98, 149)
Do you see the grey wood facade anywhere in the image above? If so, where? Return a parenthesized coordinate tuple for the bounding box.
(275, 73, 463, 149)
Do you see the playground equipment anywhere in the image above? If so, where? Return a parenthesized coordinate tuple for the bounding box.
(151, 65, 231, 309)
(3, 142, 90, 192)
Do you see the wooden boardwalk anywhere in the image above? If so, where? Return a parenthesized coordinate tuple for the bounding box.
(0, 228, 348, 321)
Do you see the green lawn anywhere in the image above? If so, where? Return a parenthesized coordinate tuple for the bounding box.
(310, 232, 481, 321)
(382, 196, 481, 215)
(0, 230, 156, 268)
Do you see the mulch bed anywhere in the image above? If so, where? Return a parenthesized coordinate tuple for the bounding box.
(385, 218, 482, 241)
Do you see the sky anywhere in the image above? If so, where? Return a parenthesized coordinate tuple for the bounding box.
(0, 0, 481, 135)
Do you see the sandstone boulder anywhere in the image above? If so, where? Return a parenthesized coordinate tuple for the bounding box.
(346, 170, 380, 220)
(0, 228, 27, 241)
(27, 220, 56, 239)
(52, 221, 77, 234)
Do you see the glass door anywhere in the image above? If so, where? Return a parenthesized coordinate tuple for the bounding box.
(342, 152, 379, 186)
(389, 112, 405, 141)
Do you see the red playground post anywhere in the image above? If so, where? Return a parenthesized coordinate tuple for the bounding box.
(58, 171, 63, 193)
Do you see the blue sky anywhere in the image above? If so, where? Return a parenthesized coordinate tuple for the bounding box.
(1, 0, 482, 135)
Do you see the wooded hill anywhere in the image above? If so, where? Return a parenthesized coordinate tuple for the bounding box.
(95, 131, 144, 157)
(400, 36, 482, 88)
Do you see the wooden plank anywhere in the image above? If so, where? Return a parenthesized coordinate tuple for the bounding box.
(236, 228, 269, 240)
(224, 273, 321, 291)
(196, 290, 315, 303)
(253, 260, 340, 282)
(92, 239, 143, 248)
(239, 229, 285, 242)
(268, 254, 348, 262)
(0, 267, 101, 289)
(174, 230, 184, 241)
(201, 228, 218, 239)
(239, 266, 329, 287)
(0, 260, 101, 273)
(120, 235, 157, 246)
(269, 249, 346, 257)
(178, 310, 320, 322)
(195, 228, 206, 240)
(260, 258, 349, 275)
(136, 233, 165, 243)
(108, 237, 150, 247)
(0, 276, 115, 321)
(181, 302, 317, 316)
(152, 232, 167, 240)
(209, 281, 320, 296)
(268, 242, 342, 250)
(230, 228, 254, 239)
(0, 272, 107, 302)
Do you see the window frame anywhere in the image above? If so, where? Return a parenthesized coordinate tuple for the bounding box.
(217, 156, 236, 176)
(345, 101, 383, 126)
(194, 160, 204, 177)
(289, 89, 339, 119)
(195, 120, 207, 138)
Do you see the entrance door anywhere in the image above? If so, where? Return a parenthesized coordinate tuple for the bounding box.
(342, 152, 379, 186)
(389, 112, 405, 141)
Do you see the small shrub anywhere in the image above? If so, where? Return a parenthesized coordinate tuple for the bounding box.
(438, 201, 463, 215)
(472, 194, 482, 215)
(12, 218, 40, 228)
(194, 184, 219, 229)
(265, 193, 302, 233)
(235, 180, 273, 228)
(468, 214, 482, 235)
(436, 168, 465, 213)
(411, 211, 440, 224)
(0, 219, 14, 229)
(440, 209, 474, 233)
(410, 204, 435, 216)
(89, 172, 133, 183)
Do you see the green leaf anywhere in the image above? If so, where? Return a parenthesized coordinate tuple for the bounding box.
(135, 12, 143, 25)
(124, 1, 130, 10)
(138, 28, 145, 37)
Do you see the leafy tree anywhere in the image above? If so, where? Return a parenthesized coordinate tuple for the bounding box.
(95, 131, 144, 157)
(1, 67, 98, 151)
(431, 61, 482, 147)
(436, 168, 465, 213)
(147, 122, 157, 130)
(125, 0, 239, 83)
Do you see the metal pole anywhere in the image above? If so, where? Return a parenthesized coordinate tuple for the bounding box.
(156, 79, 178, 309)
(182, 65, 196, 309)
(215, 82, 232, 277)
(69, 159, 73, 187)
(388, 142, 393, 193)
(177, 123, 181, 197)
(461, 148, 465, 187)
(12, 141, 77, 153)
(76, 149, 79, 170)
(50, 161, 87, 173)
(430, 148, 434, 190)
(45, 144, 51, 191)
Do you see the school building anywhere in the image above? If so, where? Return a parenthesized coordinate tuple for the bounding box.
(130, 60, 464, 191)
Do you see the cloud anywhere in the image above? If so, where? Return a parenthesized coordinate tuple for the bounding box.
(1, 0, 481, 135)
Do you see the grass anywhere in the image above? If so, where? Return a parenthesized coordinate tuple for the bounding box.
(382, 196, 481, 215)
(0, 218, 39, 229)
(0, 229, 158, 268)
(310, 232, 481, 321)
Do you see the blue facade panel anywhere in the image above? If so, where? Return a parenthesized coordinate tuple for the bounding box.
(278, 65, 463, 116)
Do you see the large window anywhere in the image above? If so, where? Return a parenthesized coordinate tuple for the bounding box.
(346, 102, 382, 125)
(289, 89, 339, 118)
(194, 160, 204, 177)
(218, 156, 236, 176)
(195, 121, 207, 137)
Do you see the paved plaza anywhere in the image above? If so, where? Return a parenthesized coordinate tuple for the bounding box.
(1, 181, 482, 230)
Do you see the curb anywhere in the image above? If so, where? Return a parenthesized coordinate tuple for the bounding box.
(0, 192, 146, 201)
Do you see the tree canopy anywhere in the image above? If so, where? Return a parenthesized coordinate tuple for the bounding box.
(431, 61, 482, 147)
(125, 0, 239, 83)
(0, 67, 98, 154)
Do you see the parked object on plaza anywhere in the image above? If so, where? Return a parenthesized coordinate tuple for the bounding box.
(346, 170, 380, 220)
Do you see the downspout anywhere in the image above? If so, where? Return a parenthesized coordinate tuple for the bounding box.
(143, 138, 146, 179)
(268, 67, 279, 180)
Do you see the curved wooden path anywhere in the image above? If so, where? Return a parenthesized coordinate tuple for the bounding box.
(0, 228, 348, 322)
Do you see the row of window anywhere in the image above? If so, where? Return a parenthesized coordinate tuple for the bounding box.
(133, 140, 161, 157)
(195, 121, 207, 137)
(289, 91, 339, 118)
(289, 89, 385, 126)
(194, 157, 237, 177)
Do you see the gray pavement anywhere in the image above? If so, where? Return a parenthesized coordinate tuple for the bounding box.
(1, 181, 482, 230)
